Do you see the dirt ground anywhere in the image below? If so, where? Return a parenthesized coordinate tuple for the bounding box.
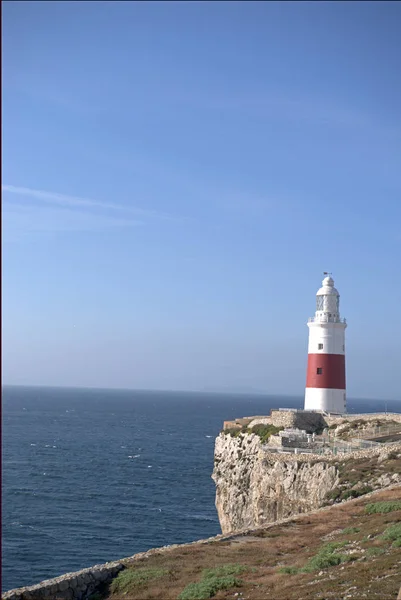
(95, 486, 401, 600)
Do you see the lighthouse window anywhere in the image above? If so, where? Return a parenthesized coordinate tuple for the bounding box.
(318, 343, 323, 350)
(317, 368, 323, 375)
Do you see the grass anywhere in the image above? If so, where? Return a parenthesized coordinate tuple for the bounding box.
(366, 547, 385, 557)
(365, 501, 401, 514)
(110, 567, 169, 594)
(324, 450, 401, 507)
(178, 564, 247, 600)
(325, 485, 373, 505)
(103, 486, 401, 600)
(342, 527, 361, 534)
(278, 566, 298, 575)
(202, 564, 247, 579)
(277, 542, 351, 575)
(381, 523, 401, 545)
(222, 426, 248, 437)
(178, 576, 242, 599)
(301, 541, 348, 572)
(341, 486, 373, 500)
(222, 424, 283, 443)
(249, 424, 283, 443)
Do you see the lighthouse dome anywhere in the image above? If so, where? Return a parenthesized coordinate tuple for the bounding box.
(316, 276, 339, 297)
(323, 276, 334, 286)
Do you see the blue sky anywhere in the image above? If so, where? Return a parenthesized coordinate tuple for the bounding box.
(2, 1, 401, 400)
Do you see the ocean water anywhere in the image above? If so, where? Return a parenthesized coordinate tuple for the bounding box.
(2, 386, 398, 592)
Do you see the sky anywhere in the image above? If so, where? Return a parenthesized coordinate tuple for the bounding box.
(2, 1, 401, 400)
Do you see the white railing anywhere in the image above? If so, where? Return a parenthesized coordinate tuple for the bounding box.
(329, 423, 401, 441)
(262, 436, 382, 456)
(308, 317, 347, 324)
(341, 413, 401, 418)
(353, 425, 401, 440)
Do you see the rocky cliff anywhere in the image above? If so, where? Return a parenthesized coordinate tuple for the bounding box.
(212, 432, 401, 534)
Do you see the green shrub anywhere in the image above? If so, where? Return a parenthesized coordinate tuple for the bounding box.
(391, 538, 401, 548)
(342, 527, 361, 534)
(110, 567, 169, 594)
(222, 427, 244, 437)
(278, 566, 298, 574)
(202, 564, 247, 579)
(342, 554, 360, 563)
(341, 489, 360, 500)
(178, 563, 247, 599)
(301, 542, 348, 572)
(178, 576, 241, 600)
(382, 523, 401, 543)
(365, 501, 401, 514)
(341, 486, 373, 500)
(366, 547, 385, 557)
(250, 424, 283, 443)
(326, 488, 341, 502)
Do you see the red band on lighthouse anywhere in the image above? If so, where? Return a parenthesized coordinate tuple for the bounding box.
(306, 354, 346, 389)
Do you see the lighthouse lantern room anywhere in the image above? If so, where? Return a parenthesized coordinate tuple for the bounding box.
(304, 274, 347, 414)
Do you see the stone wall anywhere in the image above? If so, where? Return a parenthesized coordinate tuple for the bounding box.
(2, 561, 124, 600)
(268, 410, 296, 428)
(269, 410, 327, 433)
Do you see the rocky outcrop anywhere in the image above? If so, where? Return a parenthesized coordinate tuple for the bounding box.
(212, 433, 338, 533)
(212, 432, 401, 534)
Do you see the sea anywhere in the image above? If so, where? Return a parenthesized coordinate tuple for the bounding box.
(2, 386, 399, 592)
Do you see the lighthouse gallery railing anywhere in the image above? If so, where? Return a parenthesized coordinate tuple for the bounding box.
(308, 316, 347, 324)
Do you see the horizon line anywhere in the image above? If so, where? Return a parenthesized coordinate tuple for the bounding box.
(1, 383, 398, 404)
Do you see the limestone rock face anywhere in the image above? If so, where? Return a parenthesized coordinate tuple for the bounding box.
(212, 433, 339, 534)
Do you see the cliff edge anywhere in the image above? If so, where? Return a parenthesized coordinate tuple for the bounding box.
(212, 413, 401, 534)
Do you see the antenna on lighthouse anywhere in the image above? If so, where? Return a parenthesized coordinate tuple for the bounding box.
(323, 271, 332, 276)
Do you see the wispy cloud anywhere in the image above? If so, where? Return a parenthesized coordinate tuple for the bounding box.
(2, 184, 188, 242)
(2, 184, 184, 222)
(3, 202, 140, 237)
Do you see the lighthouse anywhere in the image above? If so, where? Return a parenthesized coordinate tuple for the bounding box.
(304, 274, 347, 414)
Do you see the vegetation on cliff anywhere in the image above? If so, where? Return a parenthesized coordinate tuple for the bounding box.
(323, 449, 401, 505)
(91, 486, 401, 600)
(329, 418, 401, 441)
(222, 423, 283, 443)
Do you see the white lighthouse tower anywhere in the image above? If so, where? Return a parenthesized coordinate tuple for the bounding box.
(304, 274, 347, 414)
